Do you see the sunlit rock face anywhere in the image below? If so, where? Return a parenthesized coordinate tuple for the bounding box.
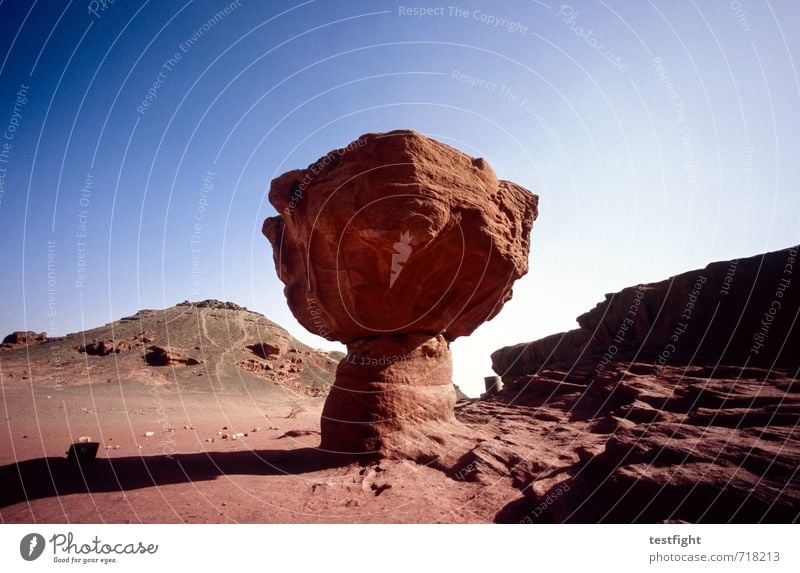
(263, 130, 538, 455)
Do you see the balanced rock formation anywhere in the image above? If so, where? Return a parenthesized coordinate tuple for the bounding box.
(263, 130, 538, 455)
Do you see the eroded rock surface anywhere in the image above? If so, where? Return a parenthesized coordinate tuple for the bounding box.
(492, 246, 800, 381)
(1, 331, 47, 349)
(477, 247, 800, 522)
(454, 362, 799, 523)
(263, 130, 538, 455)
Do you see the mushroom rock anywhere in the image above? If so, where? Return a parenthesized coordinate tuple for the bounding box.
(263, 130, 538, 456)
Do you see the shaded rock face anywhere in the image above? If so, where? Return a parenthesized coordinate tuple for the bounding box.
(78, 333, 151, 356)
(321, 334, 456, 453)
(247, 342, 281, 360)
(492, 246, 800, 382)
(80, 340, 120, 356)
(477, 247, 800, 523)
(263, 130, 538, 454)
(455, 362, 799, 523)
(1, 331, 47, 348)
(144, 345, 201, 366)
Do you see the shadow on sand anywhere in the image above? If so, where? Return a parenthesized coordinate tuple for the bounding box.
(0, 448, 355, 508)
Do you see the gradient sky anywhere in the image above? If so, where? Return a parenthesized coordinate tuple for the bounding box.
(0, 0, 798, 396)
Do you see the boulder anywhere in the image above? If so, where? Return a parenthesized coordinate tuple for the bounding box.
(144, 345, 201, 366)
(263, 130, 538, 455)
(1, 331, 47, 348)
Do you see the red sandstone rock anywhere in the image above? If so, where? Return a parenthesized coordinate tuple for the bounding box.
(475, 363, 800, 523)
(77, 334, 147, 356)
(247, 342, 282, 360)
(492, 246, 800, 382)
(1, 331, 47, 348)
(484, 247, 800, 523)
(263, 130, 538, 454)
(320, 333, 457, 454)
(144, 345, 201, 366)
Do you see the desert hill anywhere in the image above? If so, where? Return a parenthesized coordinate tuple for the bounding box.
(0, 299, 339, 397)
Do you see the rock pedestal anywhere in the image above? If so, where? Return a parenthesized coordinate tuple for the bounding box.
(320, 334, 455, 453)
(263, 130, 538, 456)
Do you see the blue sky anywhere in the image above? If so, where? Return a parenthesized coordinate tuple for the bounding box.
(0, 0, 798, 396)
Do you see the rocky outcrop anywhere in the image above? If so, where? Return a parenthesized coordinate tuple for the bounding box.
(177, 299, 248, 311)
(246, 342, 282, 359)
(263, 130, 538, 455)
(144, 345, 201, 366)
(79, 340, 120, 356)
(492, 246, 800, 383)
(453, 384, 469, 401)
(455, 361, 800, 523)
(1, 331, 47, 349)
(475, 247, 800, 523)
(77, 333, 152, 356)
